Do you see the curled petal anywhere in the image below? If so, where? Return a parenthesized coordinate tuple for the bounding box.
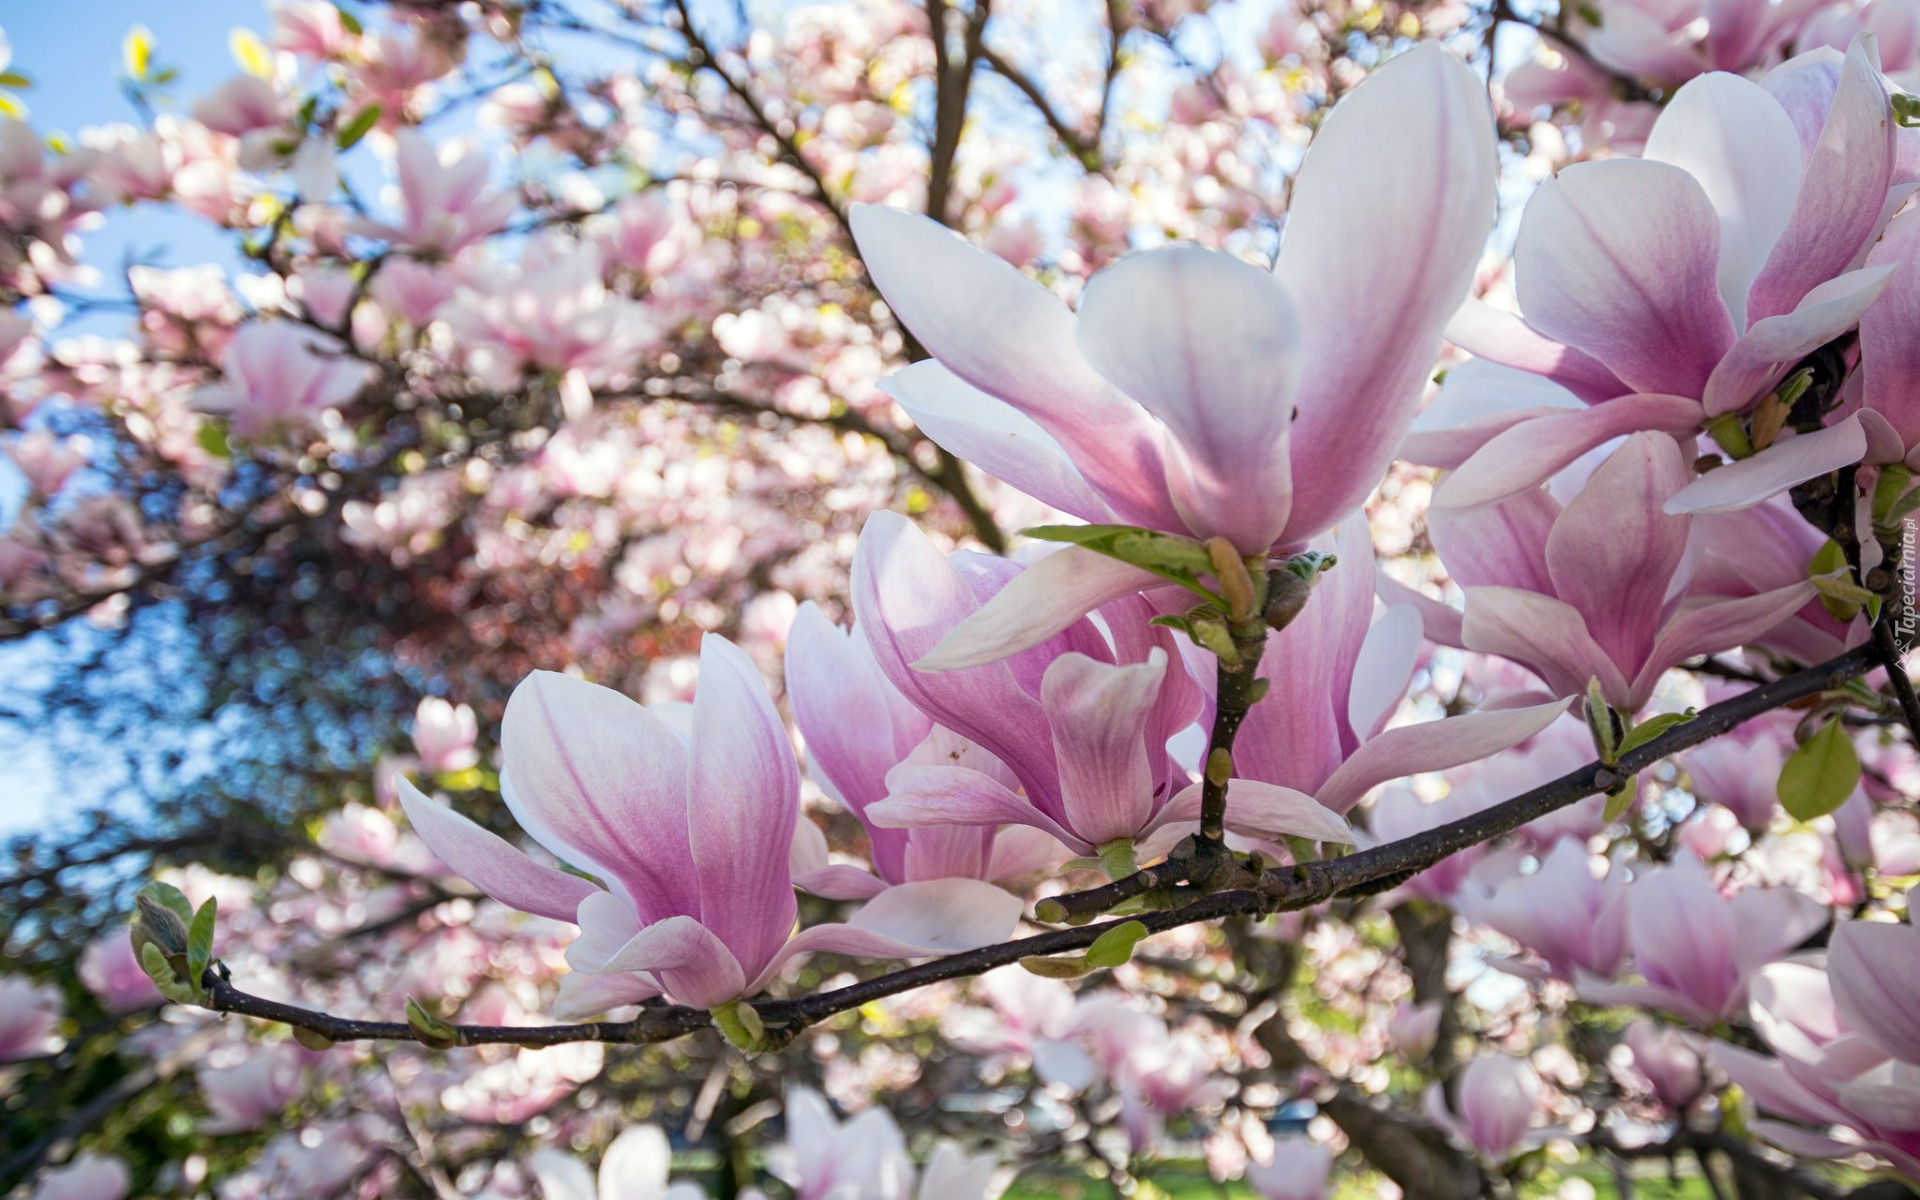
(396, 778, 598, 923)
(1315, 699, 1572, 814)
(1666, 415, 1870, 514)
(916, 545, 1161, 672)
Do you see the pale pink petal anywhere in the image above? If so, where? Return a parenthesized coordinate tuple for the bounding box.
(600, 1126, 674, 1198)
(1403, 358, 1586, 469)
(1703, 265, 1897, 416)
(1634, 580, 1824, 706)
(1862, 208, 1920, 449)
(550, 970, 665, 1020)
(1829, 920, 1920, 1064)
(1041, 649, 1165, 845)
(1585, 7, 1713, 79)
(396, 778, 598, 923)
(501, 672, 700, 921)
(1434, 394, 1704, 512)
(1545, 432, 1693, 670)
(1315, 699, 1571, 814)
(1349, 605, 1423, 741)
(794, 865, 890, 901)
(686, 633, 799, 979)
(1514, 159, 1735, 396)
(1275, 42, 1499, 539)
(916, 545, 1160, 672)
(1149, 778, 1352, 843)
(869, 764, 1090, 853)
(881, 362, 1115, 522)
(1461, 586, 1631, 705)
(849, 204, 1177, 527)
(1749, 36, 1897, 322)
(597, 915, 747, 1009)
(1666, 415, 1870, 514)
(754, 879, 1023, 988)
(1428, 485, 1560, 593)
(1077, 245, 1300, 552)
(1643, 71, 1805, 327)
(528, 1149, 598, 1200)
(1444, 298, 1629, 404)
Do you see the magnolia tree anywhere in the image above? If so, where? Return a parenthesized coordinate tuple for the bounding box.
(4, 0, 1920, 1198)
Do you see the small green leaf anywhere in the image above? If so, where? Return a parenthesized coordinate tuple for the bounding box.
(1021, 524, 1222, 601)
(1617, 709, 1697, 758)
(1895, 92, 1920, 128)
(1279, 549, 1338, 580)
(1187, 618, 1239, 664)
(335, 3, 364, 35)
(1601, 779, 1636, 825)
(0, 72, 32, 89)
(1085, 920, 1149, 969)
(1019, 953, 1095, 979)
(292, 1026, 335, 1050)
(187, 896, 218, 986)
(335, 103, 382, 150)
(1585, 679, 1620, 766)
(405, 996, 461, 1049)
(1777, 718, 1861, 821)
(197, 419, 230, 460)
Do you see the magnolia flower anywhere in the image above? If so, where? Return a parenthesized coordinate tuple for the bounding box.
(941, 968, 1157, 1092)
(529, 1125, 711, 1200)
(1430, 432, 1818, 712)
(351, 130, 516, 256)
(411, 695, 479, 774)
(1858, 206, 1920, 466)
(786, 602, 1068, 897)
(0, 975, 62, 1060)
(1388, 1000, 1446, 1061)
(193, 323, 371, 439)
(770, 1088, 998, 1200)
(852, 513, 1356, 863)
(399, 635, 1020, 1018)
(1714, 929, 1920, 1179)
(851, 44, 1496, 667)
(1456, 837, 1629, 981)
(1682, 705, 1798, 831)
(6, 430, 86, 497)
(1230, 520, 1568, 819)
(198, 1044, 304, 1133)
(1582, 852, 1828, 1025)
(28, 1154, 129, 1200)
(1245, 1137, 1334, 1200)
(1622, 1019, 1711, 1112)
(1427, 1054, 1544, 1160)
(77, 932, 161, 1013)
(1434, 38, 1900, 515)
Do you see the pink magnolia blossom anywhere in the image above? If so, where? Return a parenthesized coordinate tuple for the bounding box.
(786, 602, 1068, 896)
(851, 44, 1496, 667)
(1456, 837, 1630, 981)
(852, 513, 1355, 861)
(77, 932, 161, 1013)
(1427, 1053, 1544, 1160)
(1245, 1136, 1334, 1200)
(198, 1044, 304, 1133)
(1622, 1019, 1711, 1112)
(437, 241, 658, 388)
(1857, 205, 1920, 465)
(1582, 852, 1828, 1024)
(768, 1088, 998, 1200)
(410, 695, 479, 774)
(1230, 520, 1568, 818)
(940, 968, 1157, 1092)
(350, 130, 516, 257)
(0, 974, 62, 1060)
(529, 1124, 711, 1200)
(1714, 926, 1920, 1178)
(1429, 432, 1818, 712)
(398, 635, 1019, 1017)
(28, 1154, 129, 1200)
(193, 323, 372, 439)
(1368, 785, 1491, 903)
(1388, 1000, 1446, 1061)
(1682, 703, 1798, 830)
(270, 0, 356, 59)
(7, 430, 86, 497)
(1118, 1027, 1229, 1153)
(1434, 38, 1901, 515)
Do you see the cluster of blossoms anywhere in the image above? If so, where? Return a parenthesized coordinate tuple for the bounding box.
(6, 0, 1920, 1198)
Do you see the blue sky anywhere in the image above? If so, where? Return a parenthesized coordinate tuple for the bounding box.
(2, 3, 267, 836)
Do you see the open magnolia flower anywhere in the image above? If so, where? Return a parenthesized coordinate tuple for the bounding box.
(1429, 432, 1821, 712)
(1430, 36, 1904, 515)
(851, 42, 1497, 669)
(398, 634, 1022, 1018)
(850, 511, 1357, 866)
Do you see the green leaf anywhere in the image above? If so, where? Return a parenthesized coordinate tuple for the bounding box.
(1601, 780, 1636, 825)
(335, 4, 364, 35)
(335, 103, 382, 150)
(0, 72, 32, 89)
(1279, 549, 1338, 580)
(1085, 920, 1149, 969)
(405, 996, 461, 1049)
(1617, 709, 1697, 758)
(1021, 523, 1221, 601)
(197, 419, 230, 459)
(187, 896, 218, 987)
(1019, 953, 1095, 979)
(1584, 679, 1620, 766)
(1777, 718, 1861, 821)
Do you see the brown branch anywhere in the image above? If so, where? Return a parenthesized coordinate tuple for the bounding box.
(185, 643, 1877, 1051)
(978, 44, 1102, 169)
